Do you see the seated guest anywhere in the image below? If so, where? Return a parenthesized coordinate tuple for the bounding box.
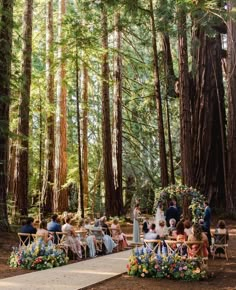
(19, 217, 37, 245)
(188, 223, 209, 257)
(184, 219, 192, 237)
(47, 214, 61, 232)
(176, 220, 187, 242)
(99, 216, 111, 236)
(62, 217, 82, 259)
(110, 218, 128, 250)
(156, 220, 168, 239)
(78, 219, 99, 257)
(37, 220, 53, 245)
(168, 218, 177, 237)
(142, 216, 150, 234)
(144, 223, 158, 240)
(47, 214, 61, 244)
(215, 219, 229, 242)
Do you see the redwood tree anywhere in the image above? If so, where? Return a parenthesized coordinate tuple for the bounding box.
(13, 0, 33, 216)
(0, 0, 14, 231)
(177, 5, 193, 186)
(41, 0, 55, 214)
(226, 2, 236, 209)
(192, 23, 226, 207)
(149, 0, 169, 187)
(112, 12, 124, 215)
(54, 0, 68, 212)
(101, 3, 116, 216)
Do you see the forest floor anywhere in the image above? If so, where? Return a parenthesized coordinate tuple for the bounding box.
(0, 220, 236, 290)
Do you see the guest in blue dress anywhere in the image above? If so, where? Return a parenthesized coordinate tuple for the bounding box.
(133, 204, 141, 243)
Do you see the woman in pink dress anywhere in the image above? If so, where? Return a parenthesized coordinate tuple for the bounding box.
(111, 218, 128, 250)
(188, 223, 209, 257)
(62, 217, 82, 259)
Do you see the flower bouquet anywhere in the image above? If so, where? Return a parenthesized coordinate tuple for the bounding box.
(127, 247, 207, 281)
(9, 239, 68, 270)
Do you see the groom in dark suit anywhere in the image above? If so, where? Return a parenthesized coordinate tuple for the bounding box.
(165, 201, 179, 227)
(204, 201, 212, 247)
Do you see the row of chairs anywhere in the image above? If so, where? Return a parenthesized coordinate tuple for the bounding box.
(143, 233, 229, 261)
(18, 226, 125, 259)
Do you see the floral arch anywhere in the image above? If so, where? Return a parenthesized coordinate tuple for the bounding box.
(154, 185, 205, 222)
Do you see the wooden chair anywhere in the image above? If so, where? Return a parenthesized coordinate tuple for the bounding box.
(185, 241, 208, 264)
(143, 239, 161, 254)
(109, 227, 122, 252)
(18, 233, 31, 247)
(165, 240, 185, 256)
(90, 227, 104, 252)
(55, 231, 68, 256)
(76, 230, 88, 258)
(212, 234, 229, 261)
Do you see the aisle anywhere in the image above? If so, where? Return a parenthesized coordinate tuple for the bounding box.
(0, 250, 132, 290)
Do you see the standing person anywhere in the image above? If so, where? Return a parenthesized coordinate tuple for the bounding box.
(133, 203, 141, 243)
(155, 201, 165, 231)
(165, 201, 179, 227)
(204, 201, 212, 247)
(142, 216, 150, 234)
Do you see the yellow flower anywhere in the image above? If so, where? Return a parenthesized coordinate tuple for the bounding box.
(193, 268, 200, 274)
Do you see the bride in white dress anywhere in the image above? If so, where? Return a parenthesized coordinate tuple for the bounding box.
(155, 201, 165, 231)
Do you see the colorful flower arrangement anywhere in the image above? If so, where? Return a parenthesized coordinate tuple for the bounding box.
(154, 184, 205, 222)
(9, 240, 68, 270)
(127, 248, 207, 281)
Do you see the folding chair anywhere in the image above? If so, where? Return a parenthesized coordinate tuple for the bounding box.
(165, 240, 185, 256)
(143, 239, 161, 254)
(18, 233, 31, 247)
(76, 230, 88, 258)
(90, 227, 104, 252)
(185, 241, 208, 265)
(55, 231, 68, 256)
(110, 227, 122, 252)
(212, 234, 229, 261)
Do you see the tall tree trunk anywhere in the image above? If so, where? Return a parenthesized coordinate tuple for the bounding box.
(0, 0, 13, 231)
(192, 24, 226, 207)
(13, 0, 33, 216)
(161, 33, 176, 184)
(54, 0, 68, 212)
(112, 12, 123, 215)
(82, 63, 89, 214)
(75, 50, 84, 217)
(41, 0, 55, 215)
(177, 7, 193, 186)
(101, 4, 115, 216)
(226, 2, 236, 209)
(149, 0, 169, 187)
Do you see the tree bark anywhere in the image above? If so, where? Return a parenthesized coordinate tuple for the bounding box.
(13, 0, 33, 216)
(226, 1, 236, 209)
(54, 0, 68, 212)
(192, 24, 226, 207)
(112, 12, 123, 215)
(149, 0, 169, 187)
(161, 33, 176, 184)
(101, 4, 116, 216)
(0, 0, 13, 231)
(177, 7, 193, 186)
(41, 0, 55, 215)
(82, 63, 89, 214)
